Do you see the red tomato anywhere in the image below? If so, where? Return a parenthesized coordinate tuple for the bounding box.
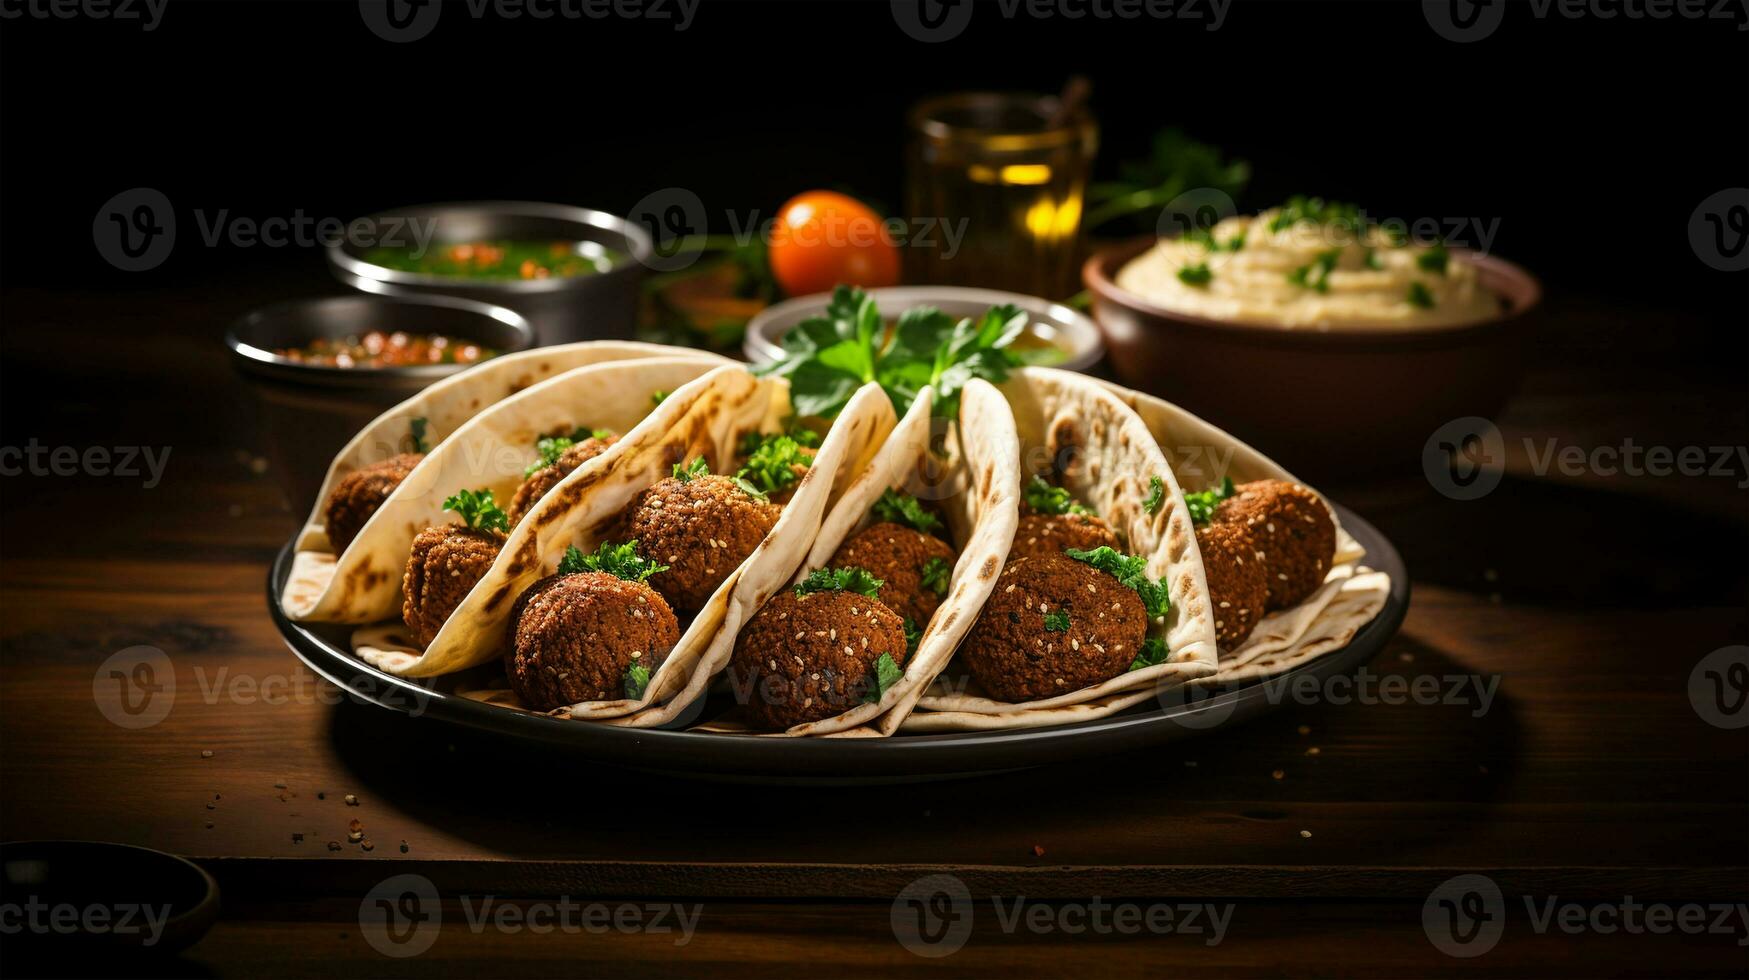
(768, 191, 901, 297)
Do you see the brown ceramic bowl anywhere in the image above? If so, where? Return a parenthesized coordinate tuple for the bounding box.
(1083, 239, 1541, 479)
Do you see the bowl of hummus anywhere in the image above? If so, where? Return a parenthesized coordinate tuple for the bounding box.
(1085, 199, 1541, 477)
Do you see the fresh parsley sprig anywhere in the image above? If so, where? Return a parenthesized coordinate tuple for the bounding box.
(558, 540, 668, 583)
(1043, 609, 1071, 633)
(1064, 546, 1169, 618)
(1024, 476, 1093, 516)
(736, 434, 812, 496)
(872, 488, 943, 536)
(1143, 476, 1166, 515)
(794, 566, 884, 599)
(862, 652, 903, 704)
(442, 488, 508, 533)
(920, 556, 952, 597)
(623, 663, 651, 700)
(1183, 476, 1235, 525)
(755, 286, 1027, 420)
(1128, 636, 1169, 672)
(673, 457, 710, 482)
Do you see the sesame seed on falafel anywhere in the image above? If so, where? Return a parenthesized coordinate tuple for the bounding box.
(961, 553, 1148, 702)
(1211, 480, 1335, 610)
(620, 473, 780, 611)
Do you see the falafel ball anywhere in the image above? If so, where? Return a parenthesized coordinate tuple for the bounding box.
(507, 435, 618, 526)
(827, 522, 958, 627)
(961, 553, 1147, 702)
(1009, 512, 1121, 562)
(1195, 521, 1268, 651)
(401, 524, 505, 648)
(506, 570, 680, 711)
(324, 453, 423, 553)
(1211, 479, 1335, 610)
(729, 589, 907, 730)
(620, 474, 780, 611)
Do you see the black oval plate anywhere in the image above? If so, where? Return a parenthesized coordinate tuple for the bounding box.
(268, 503, 1408, 782)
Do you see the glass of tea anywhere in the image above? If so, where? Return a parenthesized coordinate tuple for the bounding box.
(905, 92, 1099, 299)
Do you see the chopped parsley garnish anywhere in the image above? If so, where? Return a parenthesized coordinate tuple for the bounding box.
(739, 423, 818, 457)
(409, 417, 429, 454)
(1128, 636, 1169, 672)
(1268, 196, 1364, 235)
(1043, 609, 1071, 633)
(1407, 282, 1436, 309)
(1416, 242, 1450, 275)
(1064, 546, 1169, 618)
(735, 434, 812, 496)
(1185, 229, 1246, 253)
(920, 556, 952, 597)
(862, 652, 903, 704)
(730, 476, 770, 502)
(650, 390, 670, 407)
(1287, 248, 1342, 293)
(901, 618, 923, 658)
(872, 488, 943, 535)
(754, 285, 1026, 420)
(623, 663, 651, 700)
(1143, 476, 1166, 515)
(1177, 262, 1213, 287)
(558, 540, 668, 583)
(525, 435, 575, 477)
(794, 566, 884, 599)
(672, 456, 710, 482)
(1183, 476, 1235, 525)
(442, 488, 507, 533)
(1363, 248, 1383, 270)
(1024, 476, 1093, 516)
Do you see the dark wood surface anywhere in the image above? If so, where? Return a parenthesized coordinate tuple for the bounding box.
(1, 279, 1745, 977)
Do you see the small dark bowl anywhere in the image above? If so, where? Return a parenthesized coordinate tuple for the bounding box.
(225, 293, 533, 512)
(1084, 239, 1542, 480)
(0, 840, 220, 960)
(327, 201, 653, 345)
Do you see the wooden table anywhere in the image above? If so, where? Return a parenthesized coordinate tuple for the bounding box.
(1, 281, 1745, 977)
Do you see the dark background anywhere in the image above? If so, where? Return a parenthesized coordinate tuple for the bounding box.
(1, 0, 1745, 351)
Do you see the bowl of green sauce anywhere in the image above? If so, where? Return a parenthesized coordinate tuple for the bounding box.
(328, 201, 652, 345)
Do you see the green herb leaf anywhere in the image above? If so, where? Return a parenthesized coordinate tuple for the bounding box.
(1043, 608, 1071, 633)
(525, 435, 574, 478)
(901, 619, 923, 658)
(1183, 476, 1235, 525)
(1083, 128, 1251, 234)
(1287, 248, 1342, 293)
(623, 662, 651, 700)
(1025, 476, 1093, 516)
(409, 417, 429, 454)
(1128, 636, 1169, 671)
(650, 390, 670, 407)
(871, 488, 943, 535)
(730, 476, 770, 502)
(736, 434, 811, 496)
(1143, 476, 1166, 515)
(1177, 262, 1213, 287)
(673, 457, 710, 482)
(794, 566, 884, 599)
(920, 556, 952, 597)
(1363, 247, 1383, 270)
(862, 652, 903, 704)
(1269, 196, 1364, 235)
(559, 540, 668, 583)
(1064, 546, 1169, 618)
(1407, 282, 1436, 309)
(1416, 242, 1449, 275)
(442, 488, 508, 533)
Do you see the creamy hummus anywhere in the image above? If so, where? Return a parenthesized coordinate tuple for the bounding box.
(1115, 207, 1503, 329)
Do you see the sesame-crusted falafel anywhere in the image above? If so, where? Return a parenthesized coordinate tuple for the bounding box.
(401, 524, 504, 648)
(324, 453, 423, 553)
(620, 474, 780, 611)
(961, 554, 1147, 702)
(506, 570, 680, 711)
(729, 588, 907, 730)
(1211, 480, 1335, 610)
(1008, 512, 1121, 562)
(1195, 521, 1268, 650)
(507, 435, 617, 526)
(827, 522, 958, 627)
